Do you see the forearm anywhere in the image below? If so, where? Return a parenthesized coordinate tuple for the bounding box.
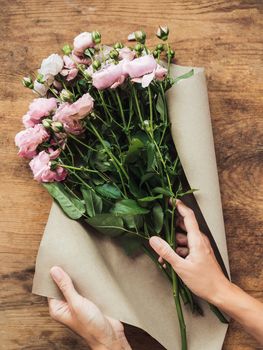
(212, 281, 263, 343)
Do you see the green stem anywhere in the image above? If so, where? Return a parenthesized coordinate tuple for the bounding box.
(88, 123, 128, 197)
(172, 268, 187, 350)
(148, 86, 153, 137)
(132, 84, 144, 126)
(59, 164, 98, 173)
(115, 91, 125, 127)
(68, 134, 97, 152)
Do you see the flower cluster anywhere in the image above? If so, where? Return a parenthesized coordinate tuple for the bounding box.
(16, 27, 172, 183)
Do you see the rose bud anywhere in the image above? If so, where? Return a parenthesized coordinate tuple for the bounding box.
(152, 50, 159, 58)
(36, 73, 45, 84)
(135, 30, 146, 44)
(114, 42, 124, 49)
(42, 118, 53, 129)
(62, 44, 72, 55)
(60, 89, 74, 102)
(51, 121, 64, 133)
(92, 31, 101, 44)
(156, 25, 169, 41)
(134, 43, 144, 54)
(22, 76, 34, 89)
(84, 47, 95, 59)
(167, 48, 175, 59)
(156, 43, 164, 52)
(92, 60, 101, 71)
(109, 49, 119, 60)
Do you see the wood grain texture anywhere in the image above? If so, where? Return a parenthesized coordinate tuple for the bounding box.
(0, 0, 262, 349)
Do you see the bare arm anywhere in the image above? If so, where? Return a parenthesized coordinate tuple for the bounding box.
(150, 199, 263, 344)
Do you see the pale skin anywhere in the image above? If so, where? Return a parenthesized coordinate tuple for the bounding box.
(49, 200, 263, 349)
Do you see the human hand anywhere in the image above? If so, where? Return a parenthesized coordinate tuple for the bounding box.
(48, 266, 131, 350)
(149, 199, 231, 305)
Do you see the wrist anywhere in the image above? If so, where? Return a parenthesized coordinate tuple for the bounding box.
(90, 331, 130, 350)
(209, 278, 235, 307)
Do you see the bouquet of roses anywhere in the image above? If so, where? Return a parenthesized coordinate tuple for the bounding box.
(15, 27, 227, 350)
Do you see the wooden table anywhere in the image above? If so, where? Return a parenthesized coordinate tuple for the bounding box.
(0, 0, 262, 349)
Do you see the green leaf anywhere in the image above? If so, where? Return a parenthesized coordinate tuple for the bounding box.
(138, 194, 163, 202)
(43, 183, 85, 220)
(81, 187, 103, 217)
(152, 187, 173, 197)
(177, 189, 198, 197)
(118, 235, 143, 256)
(156, 94, 165, 121)
(152, 203, 164, 234)
(125, 138, 145, 163)
(86, 214, 124, 236)
(173, 69, 194, 85)
(96, 183, 122, 199)
(146, 142, 156, 171)
(112, 199, 150, 215)
(139, 172, 155, 187)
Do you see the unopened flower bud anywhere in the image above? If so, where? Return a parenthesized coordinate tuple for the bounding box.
(156, 43, 164, 52)
(51, 121, 64, 133)
(60, 89, 74, 102)
(135, 30, 146, 44)
(92, 31, 101, 44)
(84, 47, 95, 58)
(156, 25, 169, 41)
(134, 43, 144, 53)
(114, 42, 124, 49)
(92, 60, 101, 71)
(167, 49, 175, 59)
(152, 50, 159, 58)
(62, 44, 72, 55)
(143, 120, 149, 126)
(42, 118, 52, 129)
(109, 49, 119, 60)
(36, 73, 45, 84)
(22, 76, 34, 89)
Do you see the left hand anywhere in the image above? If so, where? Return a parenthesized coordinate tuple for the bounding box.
(48, 266, 131, 350)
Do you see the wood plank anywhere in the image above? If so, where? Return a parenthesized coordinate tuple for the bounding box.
(0, 0, 262, 348)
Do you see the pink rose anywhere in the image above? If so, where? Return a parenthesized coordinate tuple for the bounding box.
(15, 124, 49, 158)
(72, 93, 94, 118)
(71, 53, 91, 66)
(123, 55, 157, 79)
(53, 104, 84, 135)
(155, 64, 168, 80)
(118, 47, 135, 61)
(23, 97, 57, 128)
(92, 63, 126, 90)
(60, 56, 78, 81)
(129, 63, 167, 88)
(53, 93, 94, 134)
(29, 151, 67, 182)
(73, 32, 94, 57)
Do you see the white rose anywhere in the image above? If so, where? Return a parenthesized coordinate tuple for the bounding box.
(39, 54, 64, 79)
(33, 80, 48, 96)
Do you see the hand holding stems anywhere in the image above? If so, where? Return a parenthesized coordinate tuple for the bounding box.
(150, 199, 263, 345)
(48, 200, 263, 347)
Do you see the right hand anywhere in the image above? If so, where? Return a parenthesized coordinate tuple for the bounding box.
(149, 199, 231, 304)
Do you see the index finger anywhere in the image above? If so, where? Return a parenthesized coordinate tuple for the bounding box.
(175, 199, 202, 248)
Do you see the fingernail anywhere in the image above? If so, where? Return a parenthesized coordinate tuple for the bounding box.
(50, 266, 63, 282)
(150, 236, 162, 249)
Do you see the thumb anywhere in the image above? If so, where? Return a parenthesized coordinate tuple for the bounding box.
(50, 266, 80, 305)
(149, 236, 184, 270)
